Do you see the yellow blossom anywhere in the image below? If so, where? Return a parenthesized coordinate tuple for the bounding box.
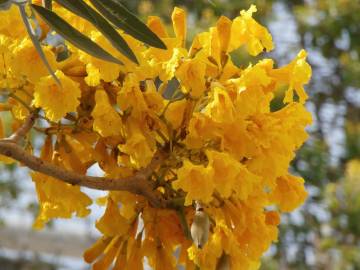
(164, 99, 188, 130)
(270, 50, 312, 103)
(119, 121, 155, 168)
(33, 70, 81, 122)
(229, 5, 274, 56)
(96, 198, 130, 237)
(216, 16, 232, 53)
(175, 57, 207, 98)
(205, 86, 235, 123)
(92, 90, 123, 137)
(270, 175, 308, 212)
(32, 172, 92, 229)
(117, 73, 149, 119)
(147, 16, 168, 38)
(172, 159, 215, 205)
(172, 7, 187, 45)
(206, 150, 241, 199)
(10, 38, 57, 84)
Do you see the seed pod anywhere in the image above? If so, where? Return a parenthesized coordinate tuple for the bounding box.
(190, 201, 210, 249)
(216, 252, 230, 270)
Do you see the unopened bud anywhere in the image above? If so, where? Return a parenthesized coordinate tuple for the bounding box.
(190, 201, 210, 249)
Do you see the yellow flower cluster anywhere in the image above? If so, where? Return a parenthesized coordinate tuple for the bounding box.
(0, 3, 312, 269)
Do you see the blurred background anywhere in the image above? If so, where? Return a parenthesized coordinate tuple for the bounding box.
(1, 0, 360, 269)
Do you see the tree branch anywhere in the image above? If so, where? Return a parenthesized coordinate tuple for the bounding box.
(0, 110, 166, 207)
(6, 110, 38, 143)
(0, 141, 165, 207)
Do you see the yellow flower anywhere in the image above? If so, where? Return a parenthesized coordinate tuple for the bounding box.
(265, 211, 281, 226)
(10, 85, 33, 120)
(270, 50, 312, 103)
(164, 99, 188, 129)
(172, 7, 187, 46)
(117, 73, 149, 120)
(184, 113, 220, 149)
(32, 172, 92, 229)
(79, 32, 122, 86)
(92, 90, 123, 137)
(0, 34, 23, 88)
(143, 80, 165, 113)
(10, 38, 57, 84)
(110, 191, 139, 219)
(119, 121, 155, 168)
(206, 150, 241, 199)
(147, 16, 168, 38)
(83, 236, 112, 264)
(175, 57, 207, 98)
(161, 47, 187, 82)
(172, 159, 215, 205)
(205, 86, 235, 123)
(124, 236, 144, 270)
(0, 6, 27, 39)
(216, 16, 232, 53)
(142, 208, 185, 248)
(92, 236, 123, 270)
(33, 70, 81, 122)
(229, 5, 274, 56)
(96, 198, 130, 237)
(270, 174, 308, 212)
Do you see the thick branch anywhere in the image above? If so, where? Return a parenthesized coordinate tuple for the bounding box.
(0, 141, 164, 207)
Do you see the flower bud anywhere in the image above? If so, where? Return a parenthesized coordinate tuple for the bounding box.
(190, 201, 210, 249)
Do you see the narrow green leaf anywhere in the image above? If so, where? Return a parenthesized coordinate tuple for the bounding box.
(18, 3, 61, 86)
(54, 0, 138, 63)
(89, 0, 166, 49)
(31, 4, 123, 65)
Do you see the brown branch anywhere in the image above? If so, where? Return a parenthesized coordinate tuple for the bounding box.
(0, 110, 166, 207)
(6, 110, 38, 143)
(0, 140, 165, 207)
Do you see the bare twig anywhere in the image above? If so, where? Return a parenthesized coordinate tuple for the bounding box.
(6, 110, 38, 143)
(0, 109, 167, 207)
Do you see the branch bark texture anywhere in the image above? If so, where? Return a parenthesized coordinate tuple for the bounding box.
(0, 140, 164, 207)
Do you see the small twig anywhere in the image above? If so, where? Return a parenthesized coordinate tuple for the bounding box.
(6, 110, 38, 143)
(8, 92, 33, 112)
(175, 207, 192, 240)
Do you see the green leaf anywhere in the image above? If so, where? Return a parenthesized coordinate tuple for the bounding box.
(54, 0, 138, 63)
(31, 4, 122, 65)
(89, 0, 166, 49)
